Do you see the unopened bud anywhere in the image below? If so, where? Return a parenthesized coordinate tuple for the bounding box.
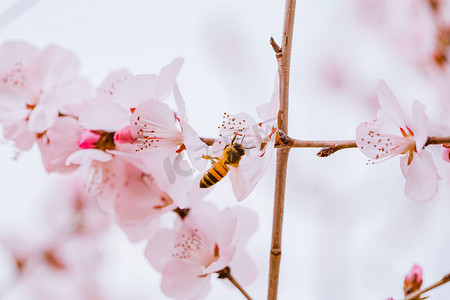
(77, 130, 101, 149)
(114, 125, 134, 144)
(404, 264, 423, 295)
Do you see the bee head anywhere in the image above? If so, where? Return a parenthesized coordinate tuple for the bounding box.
(233, 143, 246, 156)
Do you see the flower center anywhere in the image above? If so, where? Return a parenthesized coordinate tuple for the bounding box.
(171, 228, 219, 268)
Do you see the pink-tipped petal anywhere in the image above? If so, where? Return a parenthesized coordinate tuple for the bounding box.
(77, 130, 101, 149)
(400, 151, 439, 201)
(442, 145, 450, 163)
(114, 125, 133, 144)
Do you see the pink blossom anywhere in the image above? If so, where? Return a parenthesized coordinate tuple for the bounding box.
(145, 202, 257, 300)
(128, 81, 207, 208)
(94, 158, 176, 242)
(0, 41, 91, 150)
(36, 116, 83, 173)
(130, 83, 206, 166)
(356, 80, 439, 201)
(404, 264, 423, 295)
(67, 58, 186, 170)
(194, 77, 279, 201)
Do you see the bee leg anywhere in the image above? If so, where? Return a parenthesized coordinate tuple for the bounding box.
(201, 155, 220, 162)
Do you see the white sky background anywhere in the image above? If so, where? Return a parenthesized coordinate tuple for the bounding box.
(0, 0, 449, 299)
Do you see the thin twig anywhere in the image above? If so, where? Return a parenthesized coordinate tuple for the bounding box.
(404, 272, 450, 300)
(217, 267, 253, 300)
(199, 135, 450, 157)
(268, 0, 296, 299)
(425, 136, 450, 146)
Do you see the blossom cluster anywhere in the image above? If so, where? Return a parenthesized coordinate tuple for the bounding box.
(0, 35, 448, 299)
(0, 41, 278, 299)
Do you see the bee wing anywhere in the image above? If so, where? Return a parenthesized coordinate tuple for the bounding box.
(228, 166, 250, 202)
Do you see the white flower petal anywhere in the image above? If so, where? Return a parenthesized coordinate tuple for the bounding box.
(376, 80, 407, 128)
(410, 100, 428, 152)
(400, 151, 439, 201)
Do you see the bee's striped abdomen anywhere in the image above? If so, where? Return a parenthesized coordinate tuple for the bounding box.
(199, 161, 229, 188)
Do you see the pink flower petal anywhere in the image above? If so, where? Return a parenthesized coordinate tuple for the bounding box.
(256, 74, 279, 121)
(215, 208, 237, 247)
(442, 145, 450, 163)
(356, 121, 409, 160)
(56, 77, 92, 116)
(28, 45, 81, 89)
(114, 125, 134, 144)
(376, 80, 406, 128)
(161, 260, 210, 300)
(27, 91, 59, 133)
(410, 100, 428, 152)
(228, 249, 257, 286)
(230, 206, 258, 246)
(203, 245, 235, 274)
(113, 74, 158, 108)
(1, 118, 35, 150)
(77, 130, 101, 149)
(180, 118, 208, 170)
(172, 81, 187, 120)
(130, 100, 184, 154)
(157, 58, 184, 100)
(400, 150, 439, 201)
(95, 69, 132, 102)
(0, 41, 38, 74)
(78, 100, 128, 132)
(65, 149, 113, 165)
(145, 229, 177, 273)
(37, 117, 82, 173)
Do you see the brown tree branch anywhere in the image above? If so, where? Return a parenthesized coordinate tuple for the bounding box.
(268, 0, 296, 299)
(199, 135, 450, 157)
(404, 272, 450, 300)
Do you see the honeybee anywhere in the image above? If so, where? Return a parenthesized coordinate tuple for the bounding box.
(199, 135, 246, 188)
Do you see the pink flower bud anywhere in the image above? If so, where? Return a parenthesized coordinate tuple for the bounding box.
(404, 264, 423, 295)
(442, 144, 450, 163)
(114, 125, 134, 144)
(77, 130, 101, 149)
